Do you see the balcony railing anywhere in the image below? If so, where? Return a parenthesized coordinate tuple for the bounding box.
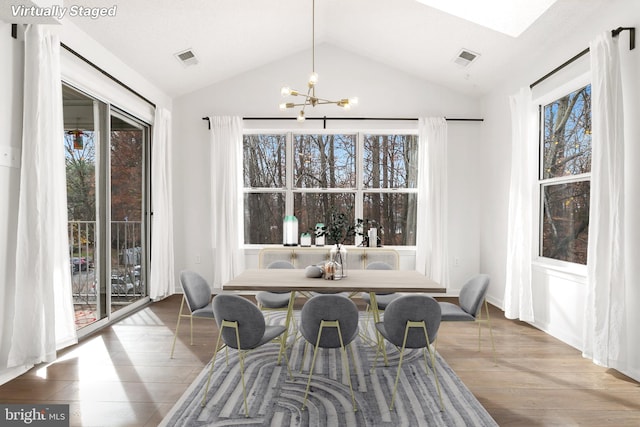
(68, 220, 145, 305)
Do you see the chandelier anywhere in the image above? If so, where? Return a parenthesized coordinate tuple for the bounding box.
(279, 0, 357, 121)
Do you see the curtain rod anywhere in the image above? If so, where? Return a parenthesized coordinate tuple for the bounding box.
(202, 116, 483, 129)
(530, 26, 635, 89)
(61, 43, 157, 109)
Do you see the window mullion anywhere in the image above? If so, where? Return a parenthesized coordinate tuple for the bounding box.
(285, 132, 293, 216)
(355, 132, 364, 211)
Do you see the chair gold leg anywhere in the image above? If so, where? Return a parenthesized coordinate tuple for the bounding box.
(422, 347, 428, 367)
(302, 325, 324, 410)
(279, 291, 297, 365)
(389, 324, 409, 410)
(427, 346, 444, 410)
(201, 329, 224, 407)
(190, 316, 194, 346)
(302, 320, 357, 412)
(170, 296, 186, 358)
(348, 342, 358, 372)
(372, 336, 381, 372)
(359, 303, 378, 348)
(483, 299, 497, 364)
(335, 322, 357, 412)
(232, 324, 249, 418)
(422, 325, 444, 411)
(372, 326, 391, 372)
(280, 333, 293, 380)
(389, 321, 444, 412)
(300, 341, 309, 373)
(370, 293, 388, 366)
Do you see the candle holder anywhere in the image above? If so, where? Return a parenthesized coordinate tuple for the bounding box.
(283, 215, 298, 246)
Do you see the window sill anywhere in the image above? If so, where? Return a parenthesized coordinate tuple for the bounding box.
(243, 244, 416, 251)
(243, 245, 417, 261)
(532, 257, 587, 280)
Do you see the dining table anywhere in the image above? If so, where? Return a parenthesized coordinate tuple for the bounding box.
(223, 268, 444, 364)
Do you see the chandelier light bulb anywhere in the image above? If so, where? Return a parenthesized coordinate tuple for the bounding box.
(281, 86, 291, 97)
(280, 102, 296, 110)
(308, 72, 318, 86)
(349, 97, 358, 106)
(297, 110, 306, 121)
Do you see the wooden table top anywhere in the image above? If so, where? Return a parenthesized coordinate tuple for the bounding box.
(223, 268, 444, 293)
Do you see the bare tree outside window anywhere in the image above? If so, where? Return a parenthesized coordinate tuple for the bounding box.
(364, 134, 418, 245)
(244, 192, 285, 244)
(243, 134, 286, 188)
(243, 134, 286, 244)
(540, 85, 591, 264)
(294, 134, 356, 189)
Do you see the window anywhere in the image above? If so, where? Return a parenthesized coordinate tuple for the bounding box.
(539, 84, 591, 264)
(243, 131, 418, 246)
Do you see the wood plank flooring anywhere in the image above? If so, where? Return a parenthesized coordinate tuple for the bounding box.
(0, 295, 638, 426)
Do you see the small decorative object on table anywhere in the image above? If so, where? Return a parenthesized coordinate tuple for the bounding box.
(323, 260, 337, 280)
(305, 264, 324, 278)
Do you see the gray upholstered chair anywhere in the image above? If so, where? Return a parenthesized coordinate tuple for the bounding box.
(299, 294, 359, 411)
(360, 261, 401, 310)
(255, 260, 295, 310)
(374, 294, 444, 411)
(201, 294, 290, 416)
(439, 274, 496, 361)
(170, 270, 216, 358)
(359, 261, 400, 347)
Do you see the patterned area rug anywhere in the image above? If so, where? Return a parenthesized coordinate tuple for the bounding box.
(161, 312, 497, 426)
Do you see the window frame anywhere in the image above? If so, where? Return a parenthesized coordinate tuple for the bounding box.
(534, 74, 591, 271)
(242, 128, 419, 247)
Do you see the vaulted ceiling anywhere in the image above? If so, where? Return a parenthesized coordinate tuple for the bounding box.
(64, 0, 607, 98)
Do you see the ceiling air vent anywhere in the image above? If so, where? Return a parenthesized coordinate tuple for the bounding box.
(174, 49, 199, 67)
(453, 49, 480, 67)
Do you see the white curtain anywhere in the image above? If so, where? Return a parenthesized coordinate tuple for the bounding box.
(504, 87, 537, 322)
(583, 32, 626, 367)
(8, 25, 77, 368)
(415, 117, 449, 288)
(209, 116, 245, 287)
(149, 107, 175, 300)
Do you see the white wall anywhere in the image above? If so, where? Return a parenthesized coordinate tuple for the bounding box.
(479, 0, 640, 381)
(172, 43, 482, 293)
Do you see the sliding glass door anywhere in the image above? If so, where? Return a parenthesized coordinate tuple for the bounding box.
(63, 84, 150, 331)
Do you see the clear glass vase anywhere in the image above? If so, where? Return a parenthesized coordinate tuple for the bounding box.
(329, 244, 348, 279)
